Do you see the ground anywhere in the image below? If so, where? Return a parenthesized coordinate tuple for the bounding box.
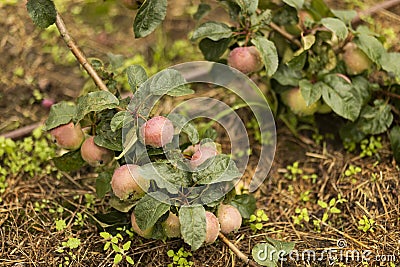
(0, 0, 399, 267)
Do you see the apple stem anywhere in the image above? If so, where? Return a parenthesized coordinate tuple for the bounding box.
(55, 12, 109, 92)
(218, 232, 260, 267)
(269, 22, 302, 48)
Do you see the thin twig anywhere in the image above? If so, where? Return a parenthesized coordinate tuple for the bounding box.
(269, 22, 302, 48)
(352, 0, 400, 25)
(218, 232, 260, 267)
(0, 122, 42, 140)
(380, 90, 400, 100)
(55, 12, 109, 92)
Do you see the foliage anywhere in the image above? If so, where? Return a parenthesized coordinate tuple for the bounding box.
(167, 248, 194, 267)
(249, 209, 269, 232)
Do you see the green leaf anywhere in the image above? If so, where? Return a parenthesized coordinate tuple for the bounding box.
(44, 102, 76, 131)
(134, 192, 171, 231)
(287, 51, 307, 71)
(234, 0, 258, 14)
(111, 111, 132, 132)
(74, 91, 119, 122)
(321, 75, 361, 121)
(301, 34, 316, 50)
(65, 238, 81, 249)
(53, 150, 86, 172)
(252, 243, 279, 266)
(321, 18, 348, 40)
(100, 232, 111, 239)
(147, 69, 192, 97)
(351, 76, 372, 105)
(283, 0, 304, 10)
(193, 3, 211, 21)
(389, 126, 400, 163)
(109, 196, 137, 213)
(94, 126, 123, 151)
(126, 255, 134, 265)
(354, 34, 385, 65)
(318, 200, 328, 208)
(358, 100, 393, 135)
(330, 207, 341, 214)
(199, 38, 231, 61)
(230, 194, 257, 219)
(192, 155, 241, 185)
(308, 0, 333, 19)
(191, 22, 233, 42)
(114, 254, 123, 265)
(381, 52, 400, 79)
(133, 0, 167, 38)
(272, 65, 302, 87)
(96, 172, 112, 198)
(265, 237, 295, 255)
(300, 80, 321, 106)
(26, 0, 56, 29)
(179, 205, 207, 251)
(122, 241, 131, 251)
(126, 65, 148, 92)
(251, 36, 279, 76)
(139, 163, 191, 194)
(331, 10, 357, 25)
(167, 113, 199, 144)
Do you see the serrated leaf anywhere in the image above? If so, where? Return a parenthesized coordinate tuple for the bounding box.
(230, 194, 257, 219)
(146, 69, 192, 97)
(133, 0, 167, 38)
(381, 52, 400, 79)
(139, 163, 191, 194)
(283, 0, 304, 10)
(74, 91, 119, 122)
(44, 102, 76, 131)
(321, 75, 361, 121)
(96, 172, 112, 198)
(192, 155, 241, 185)
(191, 22, 233, 42)
(193, 3, 211, 21)
(94, 126, 123, 151)
(53, 150, 86, 172)
(179, 205, 206, 251)
(234, 0, 258, 14)
(354, 34, 385, 65)
(332, 10, 357, 24)
(167, 113, 199, 144)
(252, 243, 279, 266)
(109, 196, 137, 213)
(351, 76, 372, 105)
(299, 79, 321, 106)
(126, 65, 148, 92)
(272, 65, 302, 86)
(111, 111, 131, 132)
(199, 38, 231, 61)
(251, 36, 278, 76)
(321, 17, 348, 40)
(358, 100, 393, 135)
(390, 126, 400, 163)
(134, 192, 170, 231)
(26, 0, 56, 29)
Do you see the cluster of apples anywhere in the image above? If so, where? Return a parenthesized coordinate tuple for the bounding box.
(50, 115, 243, 242)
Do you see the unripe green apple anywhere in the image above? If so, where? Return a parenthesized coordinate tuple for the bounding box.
(80, 136, 114, 167)
(50, 122, 84, 150)
(217, 204, 242, 234)
(227, 46, 264, 74)
(131, 212, 153, 238)
(121, 0, 143, 10)
(111, 164, 149, 200)
(204, 211, 220, 244)
(281, 87, 320, 116)
(342, 42, 373, 75)
(162, 212, 181, 238)
(140, 116, 175, 148)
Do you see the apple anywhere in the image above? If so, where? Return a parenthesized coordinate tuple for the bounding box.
(162, 212, 181, 238)
(281, 87, 320, 116)
(49, 122, 84, 150)
(217, 204, 242, 234)
(111, 164, 149, 200)
(131, 212, 153, 238)
(342, 42, 373, 75)
(227, 46, 264, 74)
(204, 211, 220, 244)
(140, 116, 174, 148)
(80, 136, 114, 166)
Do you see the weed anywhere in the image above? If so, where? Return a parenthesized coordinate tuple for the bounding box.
(167, 247, 194, 267)
(100, 231, 134, 265)
(249, 209, 269, 232)
(358, 215, 375, 233)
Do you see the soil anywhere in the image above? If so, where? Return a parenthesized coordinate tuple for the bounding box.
(0, 1, 399, 267)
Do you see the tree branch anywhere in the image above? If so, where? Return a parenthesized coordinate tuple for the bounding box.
(218, 232, 260, 267)
(0, 122, 43, 140)
(352, 0, 400, 26)
(55, 12, 109, 92)
(269, 22, 302, 48)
